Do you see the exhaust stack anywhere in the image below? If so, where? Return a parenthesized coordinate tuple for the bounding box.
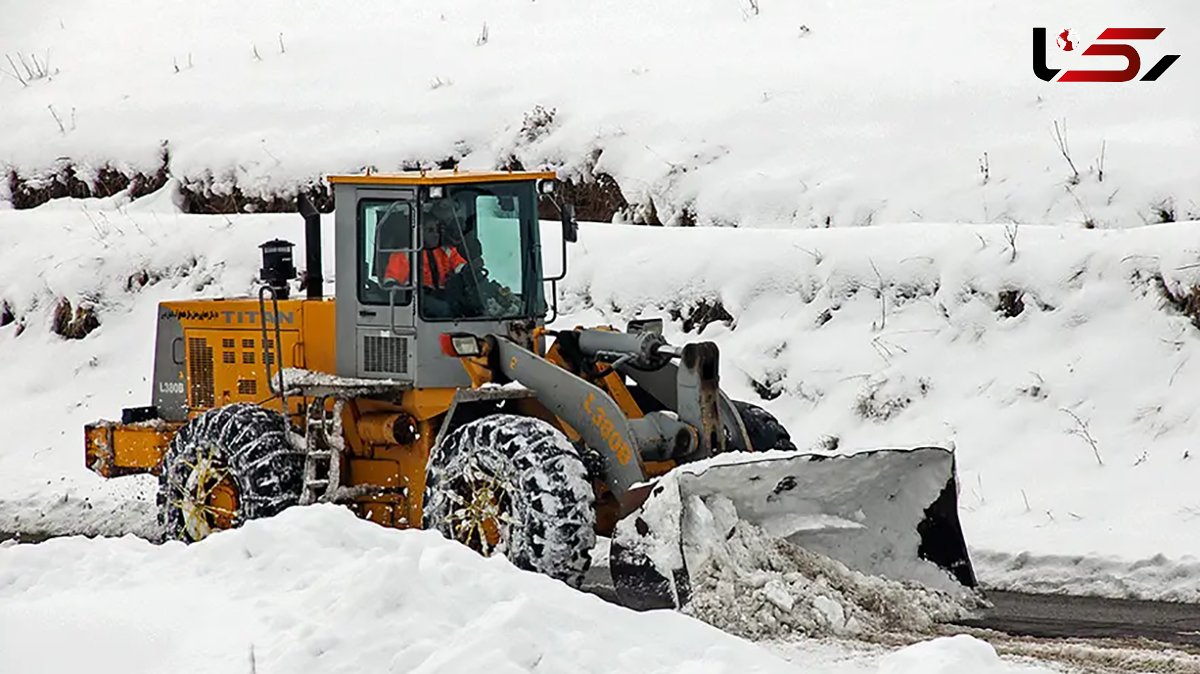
(298, 194, 323, 299)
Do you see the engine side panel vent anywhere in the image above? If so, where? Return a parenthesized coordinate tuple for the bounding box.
(187, 337, 215, 408)
(363, 334, 409, 374)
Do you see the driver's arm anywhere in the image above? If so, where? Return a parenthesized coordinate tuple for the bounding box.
(384, 252, 412, 285)
(447, 247, 468, 275)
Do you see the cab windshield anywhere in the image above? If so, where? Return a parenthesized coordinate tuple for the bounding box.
(418, 181, 545, 321)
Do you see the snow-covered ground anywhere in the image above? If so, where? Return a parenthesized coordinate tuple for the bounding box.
(2, 1, 1197, 227)
(2, 196, 1199, 606)
(0, 505, 1059, 674)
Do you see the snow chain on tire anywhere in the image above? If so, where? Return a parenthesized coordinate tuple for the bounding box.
(733, 400, 797, 452)
(423, 414, 596, 587)
(158, 403, 305, 542)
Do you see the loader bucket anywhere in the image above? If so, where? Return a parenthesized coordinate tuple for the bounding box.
(610, 447, 974, 611)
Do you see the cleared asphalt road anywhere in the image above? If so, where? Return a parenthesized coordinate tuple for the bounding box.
(962, 590, 1200, 648)
(583, 565, 1200, 647)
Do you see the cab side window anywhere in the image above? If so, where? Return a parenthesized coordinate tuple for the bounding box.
(359, 200, 414, 306)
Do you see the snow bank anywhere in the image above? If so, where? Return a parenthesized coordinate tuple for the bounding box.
(2, 0, 1197, 227)
(0, 505, 790, 673)
(973, 549, 1200, 603)
(877, 636, 1048, 674)
(0, 505, 1057, 674)
(3, 197, 1200, 602)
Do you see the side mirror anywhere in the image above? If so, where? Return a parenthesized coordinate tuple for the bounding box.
(561, 203, 578, 243)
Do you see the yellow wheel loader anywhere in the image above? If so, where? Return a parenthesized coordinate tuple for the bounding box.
(84, 170, 974, 607)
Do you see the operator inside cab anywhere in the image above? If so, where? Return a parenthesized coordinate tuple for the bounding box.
(366, 187, 535, 321)
(383, 200, 470, 292)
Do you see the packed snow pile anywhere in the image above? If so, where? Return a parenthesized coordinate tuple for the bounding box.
(2, 0, 1197, 228)
(685, 517, 974, 641)
(0, 505, 1056, 674)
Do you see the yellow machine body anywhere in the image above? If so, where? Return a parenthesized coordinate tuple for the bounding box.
(84, 298, 659, 534)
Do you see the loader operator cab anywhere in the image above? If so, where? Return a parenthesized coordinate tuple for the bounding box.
(363, 182, 541, 319)
(332, 171, 569, 385)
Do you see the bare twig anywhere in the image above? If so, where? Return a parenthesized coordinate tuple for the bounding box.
(16, 52, 34, 79)
(869, 334, 907, 363)
(870, 260, 886, 330)
(1021, 489, 1031, 512)
(978, 151, 990, 185)
(1065, 185, 1096, 228)
(278, 32, 286, 54)
(30, 52, 46, 77)
(1052, 119, 1081, 185)
(475, 22, 489, 46)
(1060, 407, 1104, 466)
(11, 51, 52, 81)
(4, 53, 28, 86)
(1096, 140, 1106, 183)
(1170, 356, 1188, 386)
(1003, 223, 1019, 262)
(795, 246, 824, 264)
(47, 104, 65, 134)
(252, 44, 262, 61)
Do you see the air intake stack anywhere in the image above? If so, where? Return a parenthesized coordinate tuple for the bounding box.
(298, 194, 323, 300)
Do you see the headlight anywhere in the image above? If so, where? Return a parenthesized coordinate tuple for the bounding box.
(439, 333, 482, 357)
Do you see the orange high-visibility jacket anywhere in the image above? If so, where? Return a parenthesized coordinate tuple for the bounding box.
(384, 246, 467, 288)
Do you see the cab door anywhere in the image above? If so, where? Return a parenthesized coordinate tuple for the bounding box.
(334, 187, 418, 380)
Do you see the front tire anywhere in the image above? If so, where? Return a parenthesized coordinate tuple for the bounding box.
(158, 403, 304, 542)
(733, 400, 797, 452)
(422, 414, 596, 587)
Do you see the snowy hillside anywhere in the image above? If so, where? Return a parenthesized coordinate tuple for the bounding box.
(2, 194, 1199, 603)
(2, 0, 1198, 227)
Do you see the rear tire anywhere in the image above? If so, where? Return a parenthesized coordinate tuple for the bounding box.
(733, 400, 797, 452)
(422, 414, 596, 587)
(158, 403, 304, 542)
